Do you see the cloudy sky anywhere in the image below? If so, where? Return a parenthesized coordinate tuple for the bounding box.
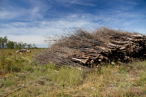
(0, 0, 146, 48)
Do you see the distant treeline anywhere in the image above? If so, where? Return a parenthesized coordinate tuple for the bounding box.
(0, 36, 37, 49)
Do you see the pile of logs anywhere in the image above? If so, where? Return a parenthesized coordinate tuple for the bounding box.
(35, 28, 146, 67)
(70, 34, 146, 67)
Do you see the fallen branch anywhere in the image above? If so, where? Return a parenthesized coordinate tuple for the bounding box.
(3, 84, 24, 97)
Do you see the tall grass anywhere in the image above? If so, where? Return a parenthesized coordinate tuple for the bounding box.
(0, 49, 146, 97)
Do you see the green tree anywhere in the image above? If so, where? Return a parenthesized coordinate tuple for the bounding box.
(2, 36, 7, 48)
(6, 41, 14, 49)
(22, 43, 27, 48)
(27, 44, 31, 49)
(18, 42, 22, 49)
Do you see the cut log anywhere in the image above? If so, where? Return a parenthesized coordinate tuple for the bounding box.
(134, 39, 143, 42)
(94, 46, 108, 51)
(68, 33, 146, 67)
(110, 40, 129, 45)
(132, 34, 143, 39)
(71, 58, 89, 64)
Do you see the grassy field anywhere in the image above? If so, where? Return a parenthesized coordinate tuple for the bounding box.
(0, 49, 146, 97)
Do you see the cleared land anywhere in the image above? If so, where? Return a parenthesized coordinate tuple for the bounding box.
(0, 49, 146, 97)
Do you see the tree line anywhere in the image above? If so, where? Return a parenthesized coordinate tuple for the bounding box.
(0, 36, 37, 49)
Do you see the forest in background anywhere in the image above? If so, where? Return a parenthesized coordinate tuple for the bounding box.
(0, 36, 37, 49)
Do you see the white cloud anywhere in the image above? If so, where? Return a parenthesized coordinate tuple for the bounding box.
(0, 14, 102, 47)
(1, 12, 146, 36)
(128, 1, 138, 5)
(0, 0, 50, 21)
(55, 0, 97, 6)
(70, 0, 96, 6)
(0, 10, 24, 20)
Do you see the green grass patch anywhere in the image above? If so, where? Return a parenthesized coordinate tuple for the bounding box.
(0, 49, 146, 97)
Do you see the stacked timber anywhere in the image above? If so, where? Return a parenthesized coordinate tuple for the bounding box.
(35, 28, 146, 67)
(70, 34, 146, 67)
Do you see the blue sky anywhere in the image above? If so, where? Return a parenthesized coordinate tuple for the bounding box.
(0, 0, 146, 48)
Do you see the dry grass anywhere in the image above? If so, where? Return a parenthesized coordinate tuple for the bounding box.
(0, 49, 146, 97)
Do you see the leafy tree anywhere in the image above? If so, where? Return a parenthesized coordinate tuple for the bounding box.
(2, 36, 7, 48)
(22, 43, 27, 48)
(27, 44, 31, 49)
(18, 42, 22, 49)
(6, 41, 14, 49)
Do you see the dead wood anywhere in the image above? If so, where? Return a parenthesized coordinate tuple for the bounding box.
(35, 27, 146, 68)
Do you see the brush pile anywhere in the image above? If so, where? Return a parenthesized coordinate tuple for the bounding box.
(35, 27, 146, 67)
